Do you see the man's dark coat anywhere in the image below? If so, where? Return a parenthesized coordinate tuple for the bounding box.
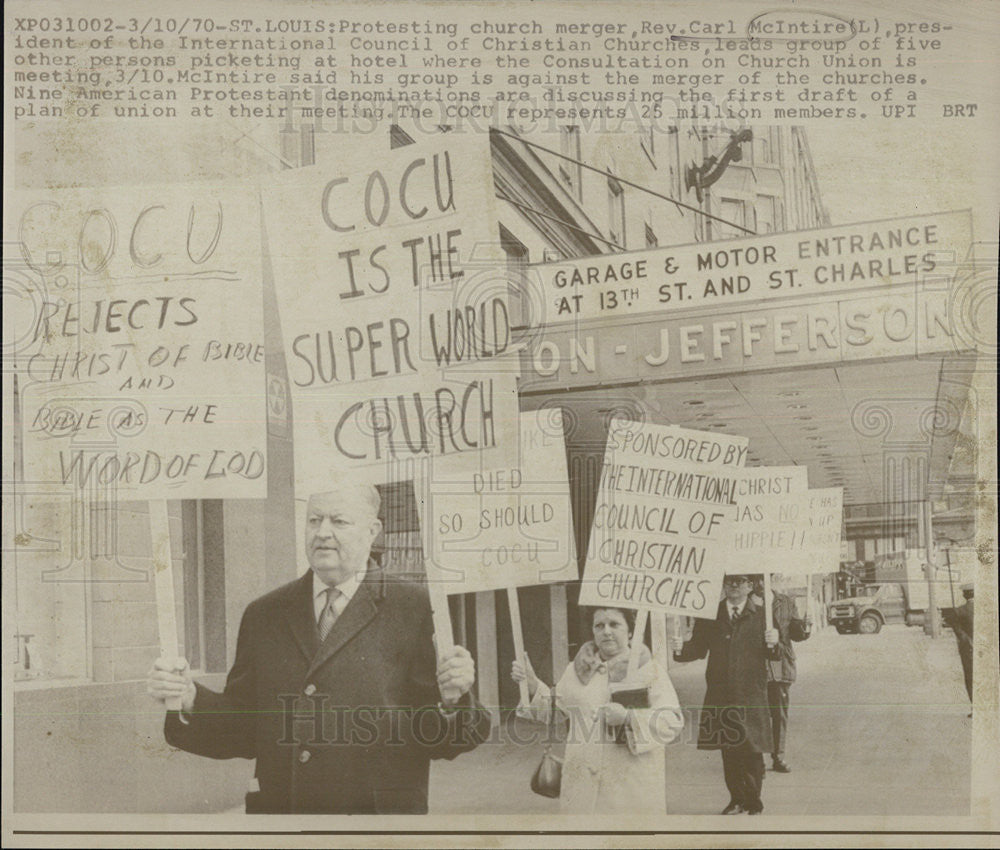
(165, 566, 492, 813)
(675, 597, 775, 753)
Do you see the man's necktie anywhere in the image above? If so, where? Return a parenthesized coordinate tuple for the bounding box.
(317, 586, 342, 642)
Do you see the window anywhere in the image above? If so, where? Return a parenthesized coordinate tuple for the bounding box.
(389, 124, 415, 149)
(753, 126, 781, 164)
(756, 195, 777, 233)
(374, 481, 424, 583)
(753, 133, 769, 164)
(558, 126, 583, 200)
(645, 222, 659, 248)
(639, 125, 655, 165)
(717, 198, 746, 239)
(775, 197, 786, 231)
(607, 177, 626, 246)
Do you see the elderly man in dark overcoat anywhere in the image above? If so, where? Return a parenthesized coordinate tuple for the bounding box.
(147, 481, 492, 814)
(673, 573, 779, 815)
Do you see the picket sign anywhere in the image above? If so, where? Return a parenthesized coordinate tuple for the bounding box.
(507, 588, 530, 706)
(150, 501, 181, 711)
(420, 409, 577, 710)
(579, 420, 748, 620)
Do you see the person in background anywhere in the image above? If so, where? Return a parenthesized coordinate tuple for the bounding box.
(751, 578, 811, 773)
(512, 606, 684, 813)
(943, 582, 974, 714)
(672, 574, 779, 815)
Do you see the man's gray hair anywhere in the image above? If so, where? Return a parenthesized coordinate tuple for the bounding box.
(307, 482, 382, 519)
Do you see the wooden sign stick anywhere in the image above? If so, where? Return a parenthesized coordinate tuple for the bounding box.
(426, 579, 455, 655)
(763, 572, 774, 632)
(150, 500, 181, 711)
(670, 616, 684, 667)
(628, 609, 649, 679)
(506, 587, 530, 706)
(650, 612, 668, 669)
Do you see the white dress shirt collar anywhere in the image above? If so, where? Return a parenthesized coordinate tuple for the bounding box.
(312, 566, 366, 621)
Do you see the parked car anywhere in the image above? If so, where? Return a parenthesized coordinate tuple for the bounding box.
(829, 549, 965, 635)
(827, 582, 916, 634)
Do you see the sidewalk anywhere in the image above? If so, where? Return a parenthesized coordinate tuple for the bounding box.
(429, 624, 972, 815)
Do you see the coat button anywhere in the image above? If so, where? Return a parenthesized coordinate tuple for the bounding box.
(304, 684, 316, 696)
(298, 750, 311, 764)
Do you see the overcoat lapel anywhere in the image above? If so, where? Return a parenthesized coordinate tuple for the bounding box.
(306, 574, 379, 679)
(285, 571, 320, 663)
(733, 596, 760, 637)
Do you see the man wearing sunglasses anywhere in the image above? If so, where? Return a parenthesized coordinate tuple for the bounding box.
(672, 573, 779, 815)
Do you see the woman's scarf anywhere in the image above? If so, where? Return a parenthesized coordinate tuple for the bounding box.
(573, 640, 651, 685)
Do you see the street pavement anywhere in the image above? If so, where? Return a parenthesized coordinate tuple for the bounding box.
(429, 623, 972, 815)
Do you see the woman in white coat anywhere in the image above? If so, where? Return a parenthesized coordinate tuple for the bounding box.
(512, 607, 685, 814)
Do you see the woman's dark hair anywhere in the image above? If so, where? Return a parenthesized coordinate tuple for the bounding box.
(586, 606, 637, 636)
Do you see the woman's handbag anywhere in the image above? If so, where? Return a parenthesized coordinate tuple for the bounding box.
(530, 686, 562, 798)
